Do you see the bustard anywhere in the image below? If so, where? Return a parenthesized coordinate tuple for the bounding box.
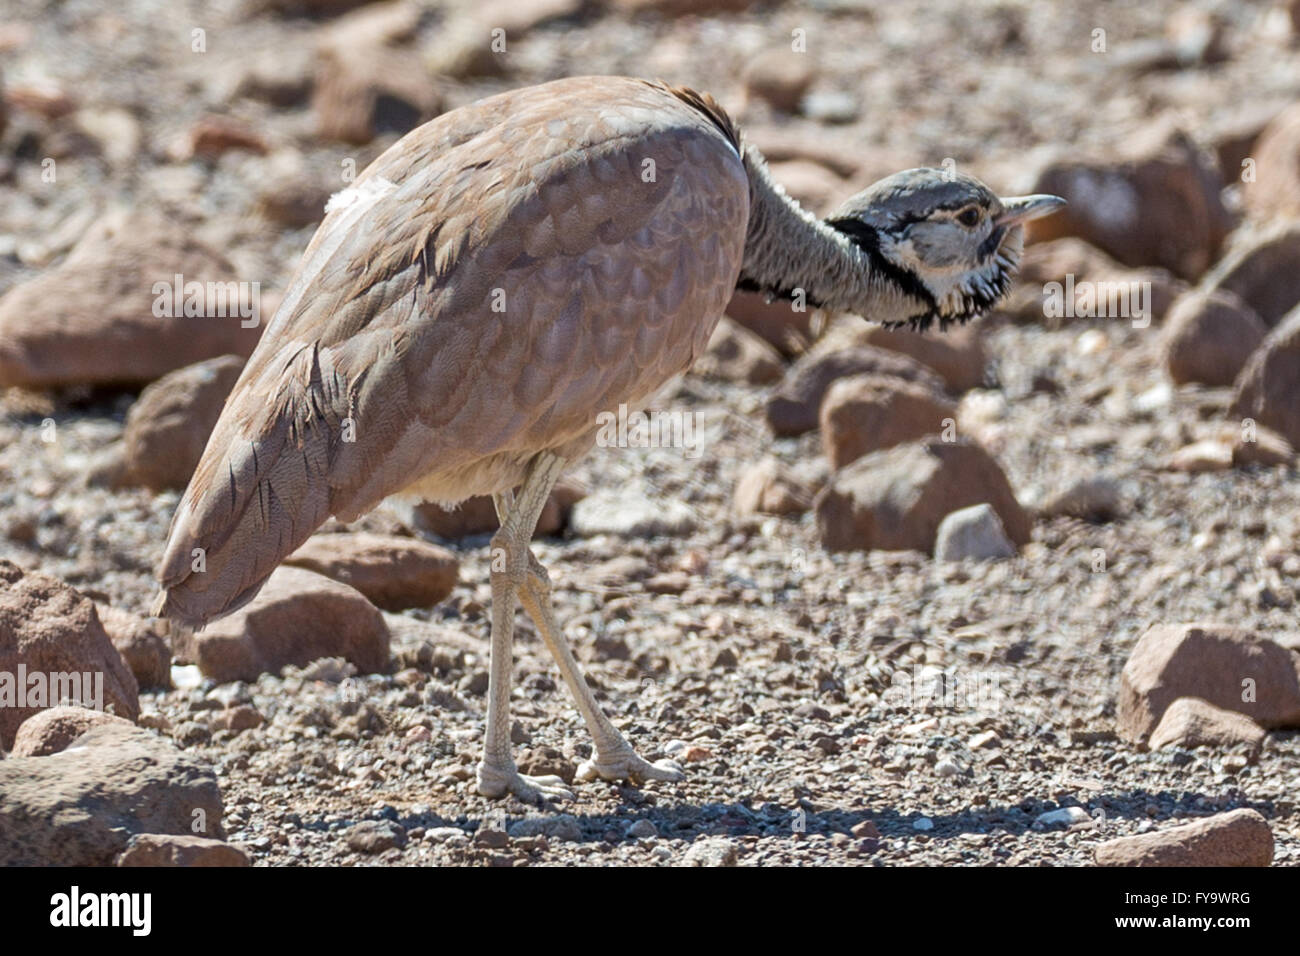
(155, 76, 1063, 803)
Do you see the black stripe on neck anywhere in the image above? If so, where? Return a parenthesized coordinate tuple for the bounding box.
(823, 217, 938, 315)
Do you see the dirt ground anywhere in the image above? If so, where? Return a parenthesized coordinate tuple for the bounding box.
(1, 0, 1298, 866)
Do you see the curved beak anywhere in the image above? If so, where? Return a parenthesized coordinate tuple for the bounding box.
(995, 194, 1067, 226)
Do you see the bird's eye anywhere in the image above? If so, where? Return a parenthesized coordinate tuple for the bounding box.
(956, 207, 981, 228)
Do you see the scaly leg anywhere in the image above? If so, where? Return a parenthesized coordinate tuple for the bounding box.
(475, 454, 574, 803)
(517, 553, 684, 786)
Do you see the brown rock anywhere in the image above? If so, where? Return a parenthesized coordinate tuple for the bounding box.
(1027, 131, 1230, 280)
(0, 213, 261, 388)
(766, 345, 946, 437)
(11, 705, 135, 757)
(1147, 697, 1266, 757)
(724, 288, 820, 358)
(766, 160, 847, 216)
(743, 52, 815, 113)
(0, 723, 224, 866)
(254, 151, 331, 228)
(1162, 290, 1266, 387)
(212, 705, 263, 733)
(97, 605, 172, 690)
(181, 115, 269, 160)
(0, 560, 140, 748)
(1209, 103, 1285, 189)
(1232, 304, 1300, 448)
(853, 320, 988, 392)
(820, 374, 957, 470)
(692, 316, 784, 385)
(1117, 623, 1300, 743)
(171, 566, 391, 682)
(1242, 102, 1300, 222)
(1094, 808, 1273, 867)
(733, 458, 813, 516)
(123, 355, 245, 491)
(117, 833, 249, 867)
(1233, 425, 1295, 467)
(285, 532, 459, 611)
(1167, 439, 1233, 472)
(1202, 223, 1300, 327)
(814, 438, 1030, 553)
(232, 46, 315, 107)
(410, 479, 585, 539)
(314, 16, 439, 144)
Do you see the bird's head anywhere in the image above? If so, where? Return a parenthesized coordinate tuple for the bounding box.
(824, 168, 1065, 331)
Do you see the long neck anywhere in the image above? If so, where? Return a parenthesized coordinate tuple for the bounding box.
(737, 143, 931, 323)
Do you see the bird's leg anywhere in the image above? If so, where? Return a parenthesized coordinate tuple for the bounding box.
(517, 553, 685, 787)
(475, 455, 574, 804)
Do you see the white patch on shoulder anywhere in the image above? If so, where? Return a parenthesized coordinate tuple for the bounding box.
(325, 176, 398, 215)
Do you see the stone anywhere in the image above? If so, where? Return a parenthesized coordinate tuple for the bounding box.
(347, 819, 406, 854)
(934, 503, 1018, 562)
(122, 355, 245, 491)
(1094, 809, 1272, 867)
(1233, 426, 1294, 467)
(178, 115, 269, 160)
(820, 374, 957, 469)
(0, 213, 261, 388)
(766, 160, 846, 215)
(314, 15, 440, 144)
(853, 320, 989, 392)
(409, 479, 584, 539)
(1162, 290, 1267, 387)
(254, 150, 332, 228)
(724, 288, 820, 358)
(680, 836, 739, 867)
(1233, 304, 1300, 449)
(733, 457, 813, 516)
(1027, 131, 1230, 280)
(1117, 623, 1300, 743)
(11, 705, 135, 757)
(1038, 475, 1124, 521)
(692, 316, 784, 386)
(508, 814, 582, 842)
(1241, 102, 1300, 221)
(743, 51, 815, 113)
(570, 490, 697, 538)
(0, 723, 224, 866)
(1202, 223, 1300, 327)
(284, 532, 459, 611)
(1167, 440, 1233, 472)
(96, 606, 172, 690)
(232, 45, 315, 107)
(171, 566, 391, 683)
(1035, 807, 1090, 828)
(815, 438, 1030, 553)
(0, 560, 140, 748)
(117, 834, 249, 867)
(1147, 697, 1266, 757)
(766, 345, 946, 437)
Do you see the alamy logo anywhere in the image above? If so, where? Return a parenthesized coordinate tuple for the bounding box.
(0, 665, 104, 711)
(1042, 274, 1151, 328)
(49, 886, 151, 936)
(595, 403, 702, 459)
(151, 273, 260, 328)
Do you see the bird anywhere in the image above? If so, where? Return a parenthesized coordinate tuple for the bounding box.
(153, 75, 1064, 804)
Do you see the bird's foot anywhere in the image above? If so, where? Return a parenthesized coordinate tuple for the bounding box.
(575, 746, 685, 785)
(476, 761, 574, 804)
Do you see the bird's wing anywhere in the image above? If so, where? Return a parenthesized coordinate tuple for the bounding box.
(155, 77, 748, 626)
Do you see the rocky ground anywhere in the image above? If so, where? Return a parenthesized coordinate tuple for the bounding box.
(1, 0, 1300, 867)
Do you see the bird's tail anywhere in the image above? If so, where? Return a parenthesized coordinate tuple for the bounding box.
(152, 342, 345, 628)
